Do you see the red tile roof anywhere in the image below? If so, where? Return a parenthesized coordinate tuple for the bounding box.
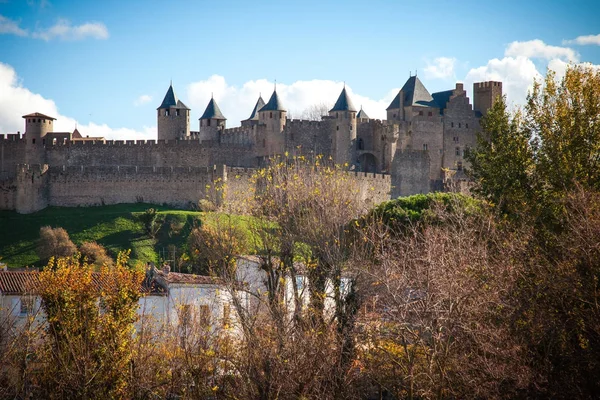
(0, 271, 40, 295)
(0, 270, 165, 296)
(22, 112, 56, 120)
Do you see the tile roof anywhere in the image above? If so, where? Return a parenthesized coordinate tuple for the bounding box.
(199, 98, 226, 120)
(0, 271, 40, 295)
(329, 87, 357, 112)
(22, 112, 56, 120)
(0, 270, 165, 296)
(245, 96, 266, 121)
(260, 90, 286, 112)
(156, 270, 224, 285)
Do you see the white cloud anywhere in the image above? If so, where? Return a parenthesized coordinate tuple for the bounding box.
(0, 15, 28, 37)
(134, 94, 152, 107)
(32, 19, 108, 41)
(0, 62, 154, 140)
(424, 57, 456, 79)
(0, 14, 108, 41)
(563, 34, 600, 46)
(186, 75, 396, 126)
(464, 56, 542, 107)
(505, 39, 579, 62)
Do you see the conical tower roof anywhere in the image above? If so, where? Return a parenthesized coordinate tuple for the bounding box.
(357, 106, 369, 119)
(158, 84, 189, 110)
(386, 76, 438, 110)
(199, 98, 226, 120)
(246, 95, 266, 121)
(260, 90, 286, 112)
(329, 87, 357, 112)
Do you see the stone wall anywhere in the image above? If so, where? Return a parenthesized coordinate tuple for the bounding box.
(44, 140, 257, 169)
(46, 165, 225, 209)
(0, 135, 26, 179)
(0, 177, 16, 210)
(391, 150, 430, 198)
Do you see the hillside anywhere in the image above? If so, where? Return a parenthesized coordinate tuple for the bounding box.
(0, 203, 255, 269)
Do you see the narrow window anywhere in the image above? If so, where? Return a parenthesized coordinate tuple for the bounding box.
(428, 111, 432, 117)
(223, 304, 230, 327)
(459, 123, 462, 128)
(457, 161, 463, 171)
(466, 123, 469, 128)
(456, 147, 460, 156)
(451, 122, 454, 128)
(357, 138, 364, 150)
(423, 144, 428, 151)
(176, 109, 180, 116)
(32, 138, 35, 144)
(199, 305, 211, 326)
(207, 119, 211, 127)
(270, 112, 273, 119)
(336, 126, 339, 131)
(350, 125, 352, 131)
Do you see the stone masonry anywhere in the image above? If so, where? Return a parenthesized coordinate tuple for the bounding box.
(0, 77, 501, 213)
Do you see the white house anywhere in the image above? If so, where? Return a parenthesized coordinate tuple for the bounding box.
(0, 265, 246, 344)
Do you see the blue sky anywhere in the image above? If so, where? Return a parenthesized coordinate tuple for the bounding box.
(1, 0, 599, 139)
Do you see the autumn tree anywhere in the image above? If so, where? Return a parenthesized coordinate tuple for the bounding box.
(36, 252, 144, 399)
(36, 226, 77, 262)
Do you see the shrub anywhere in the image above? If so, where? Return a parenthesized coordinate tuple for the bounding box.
(37, 226, 77, 261)
(79, 241, 113, 267)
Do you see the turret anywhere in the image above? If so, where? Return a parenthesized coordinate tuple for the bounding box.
(157, 83, 190, 141)
(241, 95, 265, 127)
(473, 81, 502, 116)
(329, 86, 357, 166)
(22, 112, 55, 144)
(198, 97, 226, 142)
(258, 88, 287, 157)
(357, 106, 369, 122)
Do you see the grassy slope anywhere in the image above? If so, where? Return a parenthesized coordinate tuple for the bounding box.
(0, 204, 255, 269)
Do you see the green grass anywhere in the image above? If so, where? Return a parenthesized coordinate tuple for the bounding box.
(0, 203, 257, 269)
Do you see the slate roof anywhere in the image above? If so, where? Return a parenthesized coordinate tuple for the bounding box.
(357, 107, 369, 119)
(22, 112, 56, 120)
(245, 96, 266, 120)
(260, 90, 286, 111)
(431, 90, 453, 115)
(329, 87, 357, 112)
(199, 98, 226, 120)
(158, 85, 190, 110)
(387, 76, 438, 110)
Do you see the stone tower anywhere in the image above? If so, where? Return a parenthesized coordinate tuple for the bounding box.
(473, 81, 502, 116)
(23, 112, 55, 164)
(198, 97, 226, 142)
(23, 112, 55, 144)
(157, 84, 190, 141)
(257, 88, 286, 158)
(329, 86, 357, 166)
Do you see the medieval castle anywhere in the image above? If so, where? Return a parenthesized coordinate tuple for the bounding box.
(0, 76, 501, 214)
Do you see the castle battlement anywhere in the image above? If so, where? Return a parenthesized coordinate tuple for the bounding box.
(49, 164, 221, 175)
(288, 119, 323, 126)
(474, 81, 502, 88)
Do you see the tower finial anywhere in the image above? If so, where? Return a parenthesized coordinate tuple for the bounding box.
(170, 79, 172, 86)
(211, 92, 213, 99)
(344, 81, 346, 89)
(274, 79, 277, 91)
